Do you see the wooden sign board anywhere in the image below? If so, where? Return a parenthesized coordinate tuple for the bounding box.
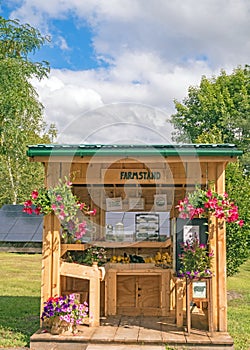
(102, 169, 167, 184)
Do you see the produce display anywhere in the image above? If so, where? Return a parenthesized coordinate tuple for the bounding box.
(109, 251, 172, 267)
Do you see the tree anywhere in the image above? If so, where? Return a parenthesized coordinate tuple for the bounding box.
(171, 65, 250, 168)
(171, 66, 250, 275)
(0, 16, 57, 206)
(225, 162, 250, 275)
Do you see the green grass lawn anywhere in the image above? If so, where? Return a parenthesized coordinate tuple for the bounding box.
(0, 252, 249, 349)
(227, 259, 250, 350)
(0, 252, 41, 347)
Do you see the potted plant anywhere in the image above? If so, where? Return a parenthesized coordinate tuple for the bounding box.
(41, 293, 88, 334)
(23, 177, 96, 243)
(176, 186, 244, 226)
(177, 237, 213, 279)
(64, 246, 107, 266)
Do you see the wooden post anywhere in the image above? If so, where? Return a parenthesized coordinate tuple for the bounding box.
(51, 215, 61, 298)
(106, 270, 117, 315)
(89, 263, 100, 327)
(216, 162, 227, 332)
(175, 278, 184, 328)
(40, 214, 53, 318)
(207, 163, 218, 331)
(186, 279, 191, 334)
(40, 214, 60, 320)
(41, 163, 62, 318)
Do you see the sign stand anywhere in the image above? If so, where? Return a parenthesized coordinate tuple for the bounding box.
(186, 277, 213, 336)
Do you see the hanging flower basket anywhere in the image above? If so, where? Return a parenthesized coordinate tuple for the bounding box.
(23, 177, 96, 243)
(176, 186, 244, 226)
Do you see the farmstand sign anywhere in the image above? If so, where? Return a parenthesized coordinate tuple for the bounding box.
(120, 170, 161, 180)
(101, 169, 166, 184)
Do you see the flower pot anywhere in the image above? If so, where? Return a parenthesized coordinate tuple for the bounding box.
(50, 316, 76, 335)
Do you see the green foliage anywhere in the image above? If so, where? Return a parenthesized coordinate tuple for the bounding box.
(171, 66, 250, 275)
(171, 65, 250, 147)
(225, 162, 250, 275)
(171, 65, 250, 169)
(65, 247, 107, 266)
(178, 238, 213, 279)
(0, 16, 57, 206)
(24, 178, 95, 243)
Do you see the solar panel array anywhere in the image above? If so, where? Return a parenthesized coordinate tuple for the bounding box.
(0, 205, 43, 242)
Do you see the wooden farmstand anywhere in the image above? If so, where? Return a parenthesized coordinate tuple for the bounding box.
(27, 144, 242, 333)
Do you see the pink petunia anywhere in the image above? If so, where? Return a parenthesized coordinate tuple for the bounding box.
(51, 204, 57, 210)
(24, 200, 33, 207)
(206, 189, 213, 198)
(23, 207, 33, 214)
(31, 190, 39, 199)
(88, 208, 97, 216)
(238, 220, 244, 227)
(79, 202, 87, 211)
(34, 207, 42, 215)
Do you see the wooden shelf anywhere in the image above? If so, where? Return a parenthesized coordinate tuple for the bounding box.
(60, 261, 103, 280)
(60, 243, 90, 257)
(105, 263, 172, 272)
(89, 238, 172, 249)
(61, 239, 171, 257)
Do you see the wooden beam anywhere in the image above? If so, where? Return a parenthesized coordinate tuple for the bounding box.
(207, 162, 218, 331)
(89, 263, 101, 326)
(175, 278, 184, 327)
(216, 163, 227, 332)
(40, 214, 53, 322)
(51, 215, 60, 298)
(29, 155, 238, 164)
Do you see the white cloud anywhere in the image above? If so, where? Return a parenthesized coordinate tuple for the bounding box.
(57, 36, 70, 51)
(9, 0, 250, 143)
(10, 0, 250, 69)
(34, 57, 211, 143)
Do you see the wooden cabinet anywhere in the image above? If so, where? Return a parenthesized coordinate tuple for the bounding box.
(117, 275, 161, 315)
(105, 264, 172, 316)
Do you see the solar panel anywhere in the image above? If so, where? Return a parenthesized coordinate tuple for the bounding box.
(0, 205, 43, 242)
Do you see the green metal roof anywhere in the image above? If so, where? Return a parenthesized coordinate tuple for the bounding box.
(27, 144, 243, 158)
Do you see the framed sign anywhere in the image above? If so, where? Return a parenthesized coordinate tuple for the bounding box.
(175, 218, 208, 272)
(192, 281, 207, 299)
(154, 194, 167, 211)
(129, 197, 145, 210)
(106, 197, 122, 211)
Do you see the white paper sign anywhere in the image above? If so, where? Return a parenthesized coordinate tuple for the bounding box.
(154, 194, 167, 211)
(129, 197, 144, 210)
(192, 281, 207, 298)
(183, 225, 199, 244)
(106, 197, 122, 211)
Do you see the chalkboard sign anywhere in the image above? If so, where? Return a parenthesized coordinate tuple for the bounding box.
(175, 218, 208, 272)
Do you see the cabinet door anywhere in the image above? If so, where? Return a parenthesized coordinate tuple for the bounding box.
(116, 275, 161, 315)
(138, 275, 160, 309)
(117, 275, 136, 308)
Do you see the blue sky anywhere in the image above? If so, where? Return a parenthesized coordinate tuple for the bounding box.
(1, 1, 249, 144)
(1, 4, 97, 70)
